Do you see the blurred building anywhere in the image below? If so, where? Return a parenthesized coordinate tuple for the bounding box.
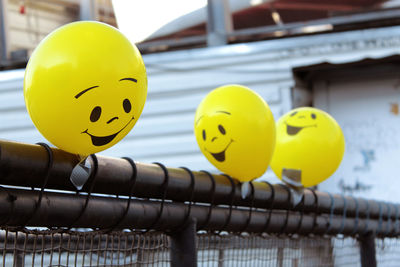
(1, 0, 400, 201)
(0, 0, 115, 67)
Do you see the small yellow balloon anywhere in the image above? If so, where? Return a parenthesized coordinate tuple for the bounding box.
(194, 85, 276, 182)
(270, 107, 345, 187)
(24, 21, 147, 156)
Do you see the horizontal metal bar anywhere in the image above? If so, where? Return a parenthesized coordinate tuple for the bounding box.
(229, 8, 400, 38)
(137, 36, 207, 52)
(0, 187, 398, 237)
(0, 230, 327, 252)
(0, 140, 397, 223)
(136, 8, 400, 52)
(0, 0, 7, 63)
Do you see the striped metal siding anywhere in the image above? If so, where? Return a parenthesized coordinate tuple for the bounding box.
(3, 24, 400, 173)
(97, 47, 294, 173)
(0, 51, 293, 174)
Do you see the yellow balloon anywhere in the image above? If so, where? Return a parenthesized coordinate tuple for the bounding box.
(194, 85, 276, 182)
(24, 21, 147, 156)
(270, 107, 345, 187)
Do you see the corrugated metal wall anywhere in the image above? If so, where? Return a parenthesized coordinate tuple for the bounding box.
(114, 55, 293, 172)
(2, 25, 400, 175)
(0, 45, 293, 175)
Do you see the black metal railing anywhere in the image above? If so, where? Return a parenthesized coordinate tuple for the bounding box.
(0, 140, 398, 266)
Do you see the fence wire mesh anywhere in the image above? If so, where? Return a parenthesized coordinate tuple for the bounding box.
(0, 228, 170, 267)
(1, 227, 400, 267)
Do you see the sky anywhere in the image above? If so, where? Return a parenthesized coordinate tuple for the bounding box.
(112, 0, 207, 43)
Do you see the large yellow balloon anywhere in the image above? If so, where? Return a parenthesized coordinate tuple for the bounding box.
(194, 85, 276, 182)
(24, 21, 147, 156)
(270, 107, 345, 187)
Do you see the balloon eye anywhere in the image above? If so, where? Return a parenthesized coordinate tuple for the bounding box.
(202, 130, 206, 140)
(123, 99, 131, 113)
(290, 111, 297, 117)
(311, 113, 316, 119)
(218, 125, 226, 135)
(90, 106, 101, 122)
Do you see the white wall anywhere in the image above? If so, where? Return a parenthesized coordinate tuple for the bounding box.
(315, 71, 400, 202)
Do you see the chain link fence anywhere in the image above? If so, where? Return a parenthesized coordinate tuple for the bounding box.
(2, 227, 400, 266)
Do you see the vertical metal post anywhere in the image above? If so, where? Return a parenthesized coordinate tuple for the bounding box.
(169, 218, 197, 267)
(80, 0, 96, 21)
(218, 248, 224, 267)
(359, 233, 377, 267)
(206, 0, 232, 46)
(0, 0, 9, 63)
(277, 247, 284, 267)
(13, 252, 24, 267)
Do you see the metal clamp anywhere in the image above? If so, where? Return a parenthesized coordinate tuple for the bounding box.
(104, 157, 138, 232)
(21, 143, 53, 228)
(308, 189, 319, 235)
(172, 166, 196, 231)
(385, 202, 392, 236)
(278, 184, 291, 235)
(350, 196, 360, 235)
(394, 204, 399, 236)
(67, 154, 99, 230)
(362, 199, 370, 235)
(338, 195, 348, 235)
(240, 181, 255, 233)
(293, 190, 306, 235)
(199, 170, 216, 230)
(218, 174, 235, 233)
(146, 162, 169, 231)
(261, 181, 275, 233)
(325, 192, 335, 235)
(377, 201, 383, 235)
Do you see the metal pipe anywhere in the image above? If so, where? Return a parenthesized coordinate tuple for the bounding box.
(0, 187, 398, 237)
(359, 233, 377, 267)
(137, 8, 400, 52)
(0, 140, 397, 222)
(137, 36, 207, 51)
(230, 8, 400, 38)
(169, 218, 197, 267)
(80, 0, 96, 21)
(0, 0, 8, 63)
(207, 0, 232, 46)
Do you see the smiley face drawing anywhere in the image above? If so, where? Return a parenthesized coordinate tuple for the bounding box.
(270, 107, 345, 187)
(197, 111, 233, 163)
(194, 85, 276, 182)
(24, 21, 147, 156)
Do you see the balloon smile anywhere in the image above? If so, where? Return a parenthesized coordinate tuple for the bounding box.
(286, 123, 316, 136)
(82, 116, 134, 146)
(82, 131, 119, 146)
(209, 139, 233, 162)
